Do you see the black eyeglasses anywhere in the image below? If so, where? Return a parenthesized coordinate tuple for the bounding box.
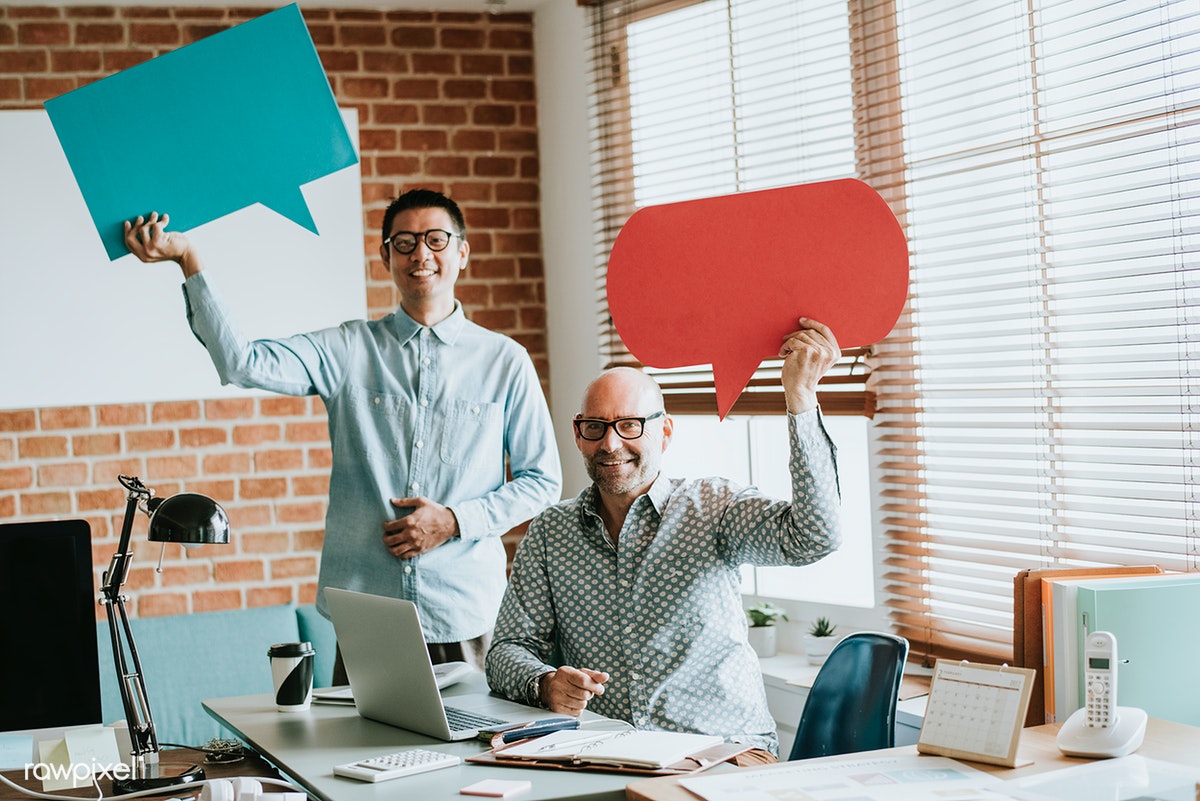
(384, 229, 459, 255)
(573, 411, 665, 441)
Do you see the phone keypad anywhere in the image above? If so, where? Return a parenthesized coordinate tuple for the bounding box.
(1085, 673, 1112, 727)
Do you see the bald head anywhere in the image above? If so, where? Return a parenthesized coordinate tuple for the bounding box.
(580, 367, 663, 416)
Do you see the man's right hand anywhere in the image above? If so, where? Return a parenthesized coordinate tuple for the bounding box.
(539, 665, 610, 716)
(124, 211, 204, 278)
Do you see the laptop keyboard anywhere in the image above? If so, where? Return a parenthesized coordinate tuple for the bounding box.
(444, 706, 507, 732)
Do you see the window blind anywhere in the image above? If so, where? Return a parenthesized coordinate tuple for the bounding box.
(869, 0, 1200, 663)
(586, 0, 871, 415)
(587, 0, 1200, 666)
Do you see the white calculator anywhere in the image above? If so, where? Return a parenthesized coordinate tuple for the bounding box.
(333, 748, 461, 782)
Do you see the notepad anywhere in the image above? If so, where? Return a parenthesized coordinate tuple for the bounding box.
(494, 729, 723, 770)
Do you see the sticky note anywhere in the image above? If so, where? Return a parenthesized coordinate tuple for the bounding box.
(44, 3, 357, 261)
(606, 179, 909, 418)
(0, 733, 33, 771)
(36, 739, 84, 791)
(64, 726, 121, 773)
(460, 779, 533, 797)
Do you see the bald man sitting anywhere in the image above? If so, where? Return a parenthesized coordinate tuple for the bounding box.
(485, 318, 844, 764)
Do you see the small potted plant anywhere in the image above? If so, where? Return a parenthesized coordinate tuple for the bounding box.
(803, 616, 838, 665)
(745, 602, 788, 658)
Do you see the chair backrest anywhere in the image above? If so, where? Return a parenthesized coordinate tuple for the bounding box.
(788, 631, 909, 761)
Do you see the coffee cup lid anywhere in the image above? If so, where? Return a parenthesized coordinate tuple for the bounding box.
(268, 641, 314, 658)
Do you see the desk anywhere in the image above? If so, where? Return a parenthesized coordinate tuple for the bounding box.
(0, 749, 281, 801)
(625, 717, 1200, 801)
(203, 674, 631, 801)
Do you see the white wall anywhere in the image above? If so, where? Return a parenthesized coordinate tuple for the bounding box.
(0, 110, 365, 410)
(532, 1, 597, 498)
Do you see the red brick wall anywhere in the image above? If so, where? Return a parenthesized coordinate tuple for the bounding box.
(0, 5, 545, 618)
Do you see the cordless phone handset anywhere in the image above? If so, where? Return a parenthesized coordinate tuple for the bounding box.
(1082, 631, 1117, 728)
(1056, 630, 1146, 758)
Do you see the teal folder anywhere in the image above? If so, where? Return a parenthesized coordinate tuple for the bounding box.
(1072, 573, 1200, 726)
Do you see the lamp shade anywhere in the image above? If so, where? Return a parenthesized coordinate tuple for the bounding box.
(147, 493, 230, 545)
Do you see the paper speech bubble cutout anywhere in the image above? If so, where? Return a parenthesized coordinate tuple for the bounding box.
(44, 3, 357, 261)
(607, 179, 909, 418)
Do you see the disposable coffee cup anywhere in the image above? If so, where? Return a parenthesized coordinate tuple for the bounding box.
(268, 641, 315, 712)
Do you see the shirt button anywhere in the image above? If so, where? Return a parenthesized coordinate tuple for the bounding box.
(416, 440, 424, 449)
(472, 405, 480, 414)
(623, 625, 634, 634)
(373, 397, 381, 405)
(423, 357, 431, 366)
(631, 672, 641, 681)
(411, 482, 420, 492)
(421, 398, 429, 407)
(404, 565, 413, 575)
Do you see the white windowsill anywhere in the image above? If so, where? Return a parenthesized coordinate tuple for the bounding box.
(758, 650, 930, 731)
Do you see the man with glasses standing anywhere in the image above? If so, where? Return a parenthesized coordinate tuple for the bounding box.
(485, 319, 842, 763)
(123, 189, 561, 676)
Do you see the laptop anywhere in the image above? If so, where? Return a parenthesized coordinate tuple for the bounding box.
(324, 587, 540, 741)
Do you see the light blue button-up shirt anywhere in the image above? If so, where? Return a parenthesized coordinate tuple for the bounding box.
(486, 411, 841, 755)
(183, 272, 562, 641)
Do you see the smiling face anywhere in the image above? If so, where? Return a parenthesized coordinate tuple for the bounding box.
(380, 205, 469, 326)
(576, 368, 673, 501)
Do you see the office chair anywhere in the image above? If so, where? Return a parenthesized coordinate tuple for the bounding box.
(788, 631, 909, 761)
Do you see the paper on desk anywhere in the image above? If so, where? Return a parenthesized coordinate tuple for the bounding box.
(312, 687, 355, 705)
(1005, 755, 1200, 801)
(679, 755, 1021, 801)
(0, 734, 33, 770)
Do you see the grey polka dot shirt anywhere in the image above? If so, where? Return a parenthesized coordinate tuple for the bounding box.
(486, 410, 842, 756)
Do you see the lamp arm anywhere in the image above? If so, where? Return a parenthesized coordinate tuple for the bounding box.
(100, 479, 162, 779)
(104, 595, 161, 764)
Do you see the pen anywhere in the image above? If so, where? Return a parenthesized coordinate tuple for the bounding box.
(500, 717, 580, 743)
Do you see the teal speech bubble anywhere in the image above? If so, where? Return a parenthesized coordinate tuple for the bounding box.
(44, 4, 357, 261)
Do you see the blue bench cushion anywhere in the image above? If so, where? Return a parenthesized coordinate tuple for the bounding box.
(295, 603, 337, 689)
(96, 604, 334, 746)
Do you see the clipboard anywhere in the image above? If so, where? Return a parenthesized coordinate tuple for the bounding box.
(466, 741, 751, 777)
(916, 659, 1036, 768)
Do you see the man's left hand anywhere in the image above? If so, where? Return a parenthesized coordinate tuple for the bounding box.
(780, 317, 841, 414)
(383, 497, 460, 558)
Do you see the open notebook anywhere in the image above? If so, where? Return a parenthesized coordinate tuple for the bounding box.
(494, 729, 723, 770)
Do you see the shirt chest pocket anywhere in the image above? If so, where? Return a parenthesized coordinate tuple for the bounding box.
(344, 384, 410, 457)
(439, 399, 503, 467)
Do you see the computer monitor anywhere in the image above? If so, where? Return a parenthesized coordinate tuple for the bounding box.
(0, 519, 102, 732)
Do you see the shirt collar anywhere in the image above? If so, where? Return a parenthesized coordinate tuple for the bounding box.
(390, 301, 466, 345)
(579, 472, 672, 522)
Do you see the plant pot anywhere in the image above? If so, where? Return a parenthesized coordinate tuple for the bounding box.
(747, 625, 777, 658)
(803, 634, 837, 665)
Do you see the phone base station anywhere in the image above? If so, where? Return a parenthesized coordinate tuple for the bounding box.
(1056, 706, 1147, 758)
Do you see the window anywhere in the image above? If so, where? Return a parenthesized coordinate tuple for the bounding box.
(587, 0, 869, 416)
(588, 0, 1200, 664)
(587, 0, 871, 608)
(871, 0, 1200, 663)
(661, 413, 876, 608)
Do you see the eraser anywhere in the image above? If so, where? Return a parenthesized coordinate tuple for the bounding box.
(459, 779, 532, 798)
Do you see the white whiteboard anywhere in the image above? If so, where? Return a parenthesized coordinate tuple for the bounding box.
(0, 109, 366, 410)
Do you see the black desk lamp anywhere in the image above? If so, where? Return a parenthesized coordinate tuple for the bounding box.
(100, 474, 230, 793)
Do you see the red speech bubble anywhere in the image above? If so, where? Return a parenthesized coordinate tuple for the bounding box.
(607, 179, 908, 418)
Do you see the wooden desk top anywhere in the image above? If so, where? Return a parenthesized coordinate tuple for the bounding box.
(625, 717, 1200, 801)
(1, 748, 282, 801)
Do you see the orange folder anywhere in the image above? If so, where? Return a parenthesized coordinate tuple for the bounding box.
(1012, 564, 1162, 726)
